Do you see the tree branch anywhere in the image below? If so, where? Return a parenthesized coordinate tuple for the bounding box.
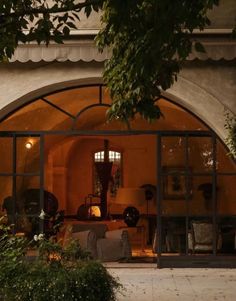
(1, 0, 102, 19)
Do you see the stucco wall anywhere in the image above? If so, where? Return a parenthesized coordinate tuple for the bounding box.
(68, 0, 236, 30)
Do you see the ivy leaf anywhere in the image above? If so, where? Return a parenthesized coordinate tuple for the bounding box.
(84, 5, 92, 18)
(66, 22, 77, 29)
(63, 26, 70, 36)
(194, 42, 206, 53)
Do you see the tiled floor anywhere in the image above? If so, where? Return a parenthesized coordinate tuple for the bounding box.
(109, 268, 236, 301)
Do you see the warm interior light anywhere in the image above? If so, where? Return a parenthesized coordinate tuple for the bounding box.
(25, 142, 32, 149)
(116, 188, 146, 206)
(88, 206, 101, 218)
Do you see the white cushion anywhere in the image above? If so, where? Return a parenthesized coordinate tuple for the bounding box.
(71, 230, 97, 259)
(105, 229, 123, 239)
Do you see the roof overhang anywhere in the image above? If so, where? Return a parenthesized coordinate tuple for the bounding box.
(9, 29, 236, 63)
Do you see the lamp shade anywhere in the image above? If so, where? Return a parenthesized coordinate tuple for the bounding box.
(116, 188, 146, 206)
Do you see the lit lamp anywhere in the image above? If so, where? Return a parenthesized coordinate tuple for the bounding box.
(116, 188, 145, 227)
(88, 206, 101, 218)
(25, 141, 33, 149)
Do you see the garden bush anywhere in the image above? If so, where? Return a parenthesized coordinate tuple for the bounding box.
(0, 221, 120, 301)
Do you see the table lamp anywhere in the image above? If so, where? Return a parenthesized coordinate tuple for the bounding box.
(116, 188, 145, 226)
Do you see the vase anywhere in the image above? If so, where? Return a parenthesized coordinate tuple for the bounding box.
(123, 206, 140, 227)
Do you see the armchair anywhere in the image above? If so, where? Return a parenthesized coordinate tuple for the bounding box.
(188, 221, 222, 253)
(63, 223, 131, 261)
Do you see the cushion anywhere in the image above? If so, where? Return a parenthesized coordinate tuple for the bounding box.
(71, 223, 108, 239)
(71, 230, 97, 259)
(105, 229, 124, 239)
(192, 223, 213, 244)
(188, 232, 193, 250)
(97, 238, 123, 261)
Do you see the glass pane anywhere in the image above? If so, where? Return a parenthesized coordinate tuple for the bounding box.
(188, 175, 215, 253)
(217, 215, 236, 255)
(188, 137, 214, 173)
(188, 217, 214, 255)
(217, 140, 236, 173)
(16, 137, 40, 173)
(0, 176, 13, 224)
(0, 137, 13, 173)
(74, 106, 126, 131)
(161, 168, 188, 216)
(93, 150, 122, 197)
(217, 175, 236, 215)
(217, 173, 236, 255)
(75, 106, 107, 130)
(16, 176, 40, 213)
(161, 136, 186, 167)
(0, 99, 73, 131)
(189, 176, 214, 216)
(102, 86, 112, 104)
(0, 89, 212, 133)
(16, 176, 42, 237)
(128, 99, 209, 131)
(158, 99, 207, 131)
(94, 151, 104, 162)
(162, 216, 186, 254)
(161, 197, 188, 216)
(160, 217, 186, 254)
(47, 86, 101, 116)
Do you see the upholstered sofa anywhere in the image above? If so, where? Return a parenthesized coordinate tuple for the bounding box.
(63, 223, 132, 261)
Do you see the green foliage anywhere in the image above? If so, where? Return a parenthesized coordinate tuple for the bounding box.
(0, 222, 120, 301)
(96, 0, 219, 121)
(0, 0, 220, 121)
(0, 0, 103, 61)
(225, 112, 236, 158)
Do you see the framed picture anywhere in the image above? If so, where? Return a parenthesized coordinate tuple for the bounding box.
(162, 167, 192, 200)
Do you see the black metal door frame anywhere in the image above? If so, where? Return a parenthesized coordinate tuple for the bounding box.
(156, 132, 236, 268)
(156, 132, 216, 267)
(0, 129, 236, 267)
(0, 132, 44, 233)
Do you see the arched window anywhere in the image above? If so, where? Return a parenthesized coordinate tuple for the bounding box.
(94, 150, 122, 197)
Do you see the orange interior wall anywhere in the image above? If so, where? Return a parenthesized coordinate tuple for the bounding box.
(44, 135, 236, 217)
(66, 135, 157, 215)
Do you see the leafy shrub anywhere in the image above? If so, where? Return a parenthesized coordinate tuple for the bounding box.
(225, 112, 236, 158)
(0, 221, 120, 301)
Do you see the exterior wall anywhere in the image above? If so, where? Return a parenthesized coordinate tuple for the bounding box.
(164, 60, 236, 139)
(0, 61, 104, 113)
(205, 0, 236, 29)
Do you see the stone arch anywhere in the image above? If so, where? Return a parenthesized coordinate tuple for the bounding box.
(0, 73, 229, 141)
(165, 75, 228, 141)
(0, 76, 103, 122)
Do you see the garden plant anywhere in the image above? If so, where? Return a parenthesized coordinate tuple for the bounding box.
(0, 220, 120, 301)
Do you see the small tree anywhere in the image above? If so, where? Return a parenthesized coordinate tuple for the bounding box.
(0, 0, 221, 121)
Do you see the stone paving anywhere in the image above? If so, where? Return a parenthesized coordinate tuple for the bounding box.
(109, 268, 236, 301)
